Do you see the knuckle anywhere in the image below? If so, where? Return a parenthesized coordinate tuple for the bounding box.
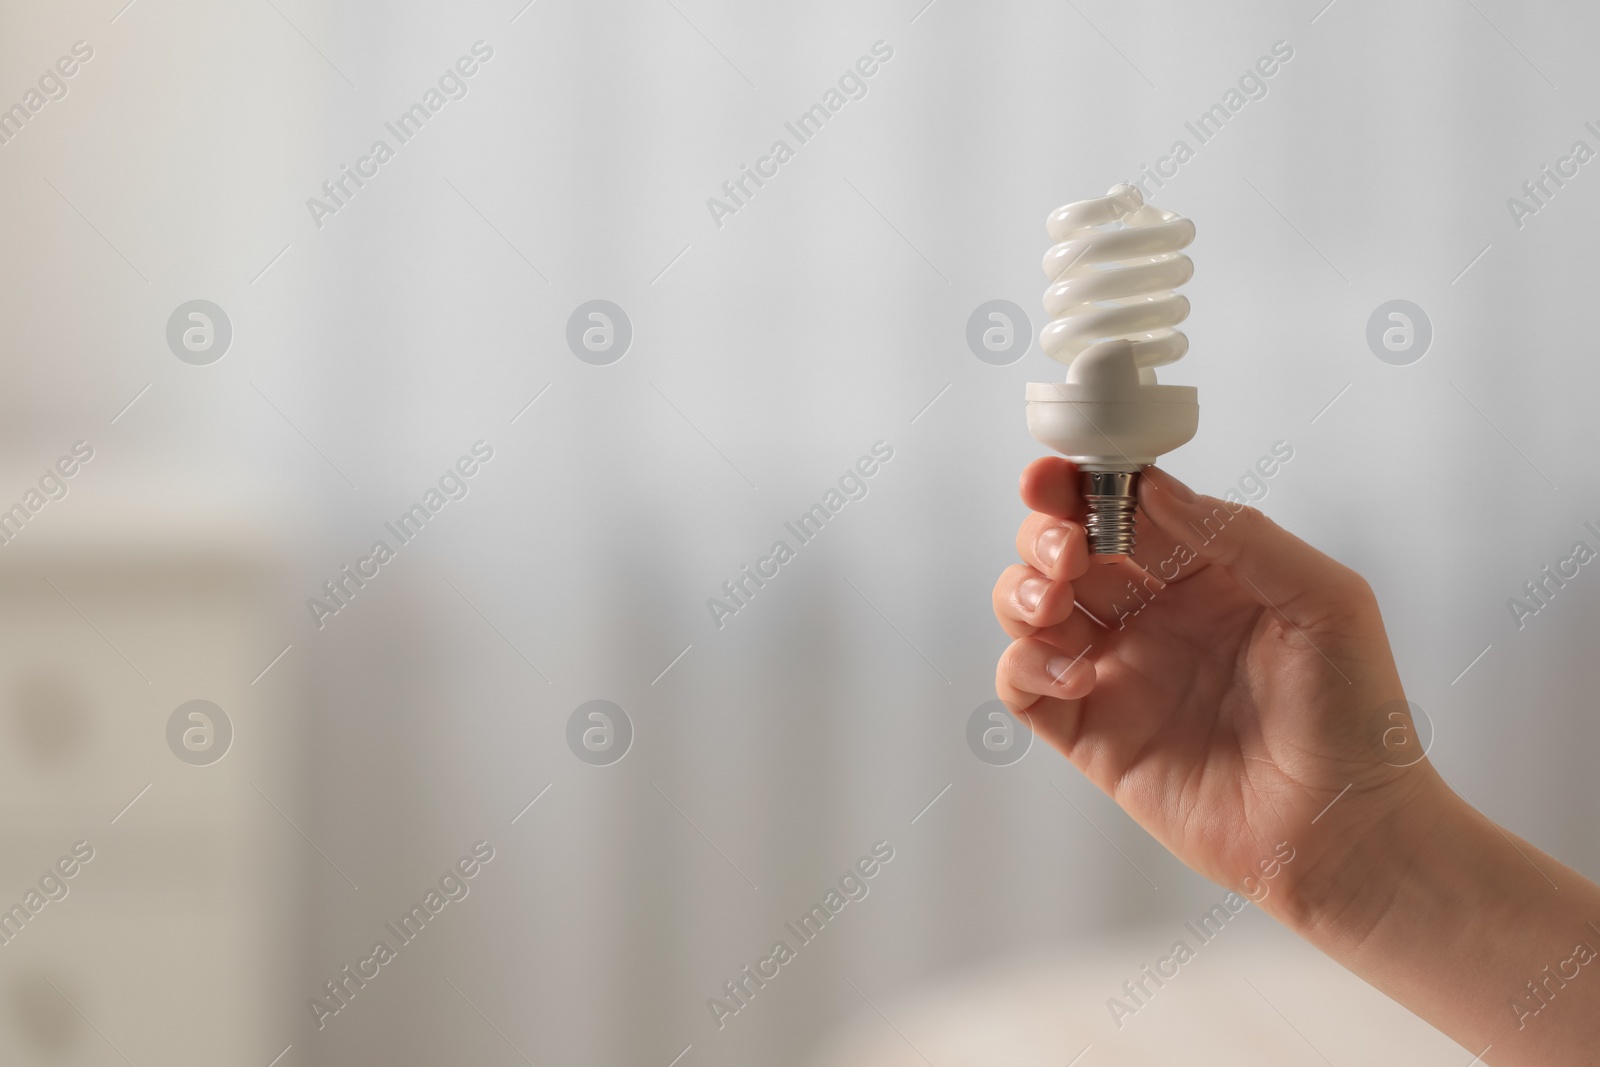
(1331, 567, 1378, 613)
(1190, 497, 1260, 559)
(1227, 501, 1268, 534)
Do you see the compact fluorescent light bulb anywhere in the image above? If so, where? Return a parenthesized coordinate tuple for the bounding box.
(1026, 183, 1199, 560)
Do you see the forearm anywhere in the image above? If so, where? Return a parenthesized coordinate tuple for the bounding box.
(1284, 786, 1600, 1065)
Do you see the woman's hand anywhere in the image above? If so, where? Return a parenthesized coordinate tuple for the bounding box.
(992, 457, 1447, 931)
(993, 457, 1600, 1065)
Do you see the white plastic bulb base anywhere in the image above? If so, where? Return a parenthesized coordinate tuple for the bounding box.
(1026, 339, 1198, 560)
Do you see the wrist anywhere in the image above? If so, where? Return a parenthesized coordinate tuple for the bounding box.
(1267, 772, 1600, 1061)
(1265, 767, 1473, 950)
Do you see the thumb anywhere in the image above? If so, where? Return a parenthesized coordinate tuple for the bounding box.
(1138, 466, 1368, 630)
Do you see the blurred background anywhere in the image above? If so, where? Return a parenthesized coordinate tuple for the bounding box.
(0, 0, 1596, 1064)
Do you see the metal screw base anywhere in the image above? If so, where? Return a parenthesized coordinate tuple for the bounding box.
(1081, 470, 1139, 559)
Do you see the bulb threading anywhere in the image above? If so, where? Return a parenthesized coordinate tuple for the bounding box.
(1081, 470, 1139, 558)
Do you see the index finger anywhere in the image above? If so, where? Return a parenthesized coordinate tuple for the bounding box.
(1019, 457, 1085, 521)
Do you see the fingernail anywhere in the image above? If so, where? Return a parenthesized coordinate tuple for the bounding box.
(1037, 525, 1068, 569)
(1018, 577, 1047, 613)
(1147, 466, 1196, 503)
(1046, 656, 1080, 687)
